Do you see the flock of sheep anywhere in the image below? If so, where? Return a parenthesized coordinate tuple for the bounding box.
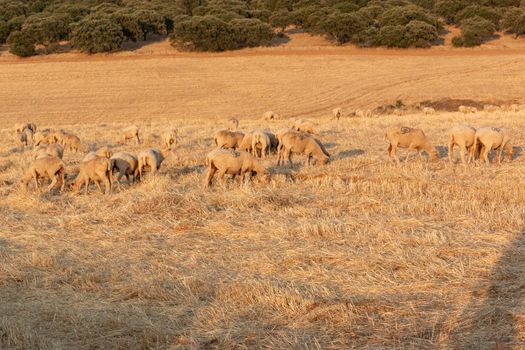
(9, 103, 519, 194)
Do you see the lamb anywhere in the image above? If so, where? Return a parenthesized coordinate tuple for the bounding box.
(121, 125, 140, 144)
(20, 155, 66, 192)
(137, 148, 172, 179)
(227, 118, 239, 131)
(71, 156, 112, 194)
(423, 107, 435, 115)
(292, 119, 317, 134)
(278, 130, 329, 166)
(34, 143, 64, 160)
(214, 130, 245, 150)
(61, 133, 82, 152)
(448, 125, 476, 164)
(251, 129, 271, 159)
(332, 108, 343, 120)
(385, 126, 438, 164)
(205, 149, 269, 187)
(473, 127, 512, 164)
(110, 152, 139, 185)
(161, 129, 177, 149)
(238, 132, 253, 153)
(262, 111, 280, 120)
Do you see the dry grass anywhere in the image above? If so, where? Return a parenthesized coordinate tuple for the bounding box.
(1, 43, 525, 349)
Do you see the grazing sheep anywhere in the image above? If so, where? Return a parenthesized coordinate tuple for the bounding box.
(34, 131, 55, 146)
(423, 107, 435, 115)
(205, 149, 269, 187)
(468, 106, 478, 113)
(393, 109, 402, 116)
(473, 127, 512, 164)
(355, 109, 365, 118)
(14, 123, 28, 133)
(484, 104, 501, 112)
(262, 111, 280, 120)
(110, 152, 139, 185)
(61, 134, 82, 152)
(501, 104, 519, 112)
(15, 131, 27, 149)
(292, 119, 317, 134)
(251, 129, 271, 159)
(385, 126, 438, 164)
(238, 132, 253, 153)
(214, 130, 245, 150)
(161, 129, 177, 149)
(227, 118, 239, 131)
(20, 155, 66, 192)
(448, 125, 476, 164)
(82, 146, 111, 163)
(24, 129, 34, 145)
(278, 130, 329, 166)
(332, 108, 343, 120)
(137, 148, 172, 179)
(265, 130, 278, 153)
(72, 156, 112, 194)
(365, 109, 372, 118)
(35, 143, 64, 160)
(458, 105, 469, 114)
(27, 123, 37, 133)
(121, 125, 140, 144)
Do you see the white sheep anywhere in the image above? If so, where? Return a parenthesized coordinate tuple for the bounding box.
(20, 155, 66, 192)
(423, 107, 435, 115)
(61, 133, 82, 152)
(448, 125, 476, 164)
(227, 118, 239, 131)
(385, 126, 438, 164)
(473, 127, 512, 164)
(34, 143, 64, 160)
(161, 129, 177, 149)
(292, 119, 317, 134)
(110, 152, 139, 185)
(251, 129, 271, 159)
(262, 111, 280, 120)
(278, 130, 329, 166)
(137, 148, 173, 179)
(121, 125, 140, 144)
(214, 130, 245, 150)
(72, 156, 112, 194)
(205, 149, 269, 187)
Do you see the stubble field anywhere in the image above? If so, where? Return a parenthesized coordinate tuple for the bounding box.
(0, 39, 525, 349)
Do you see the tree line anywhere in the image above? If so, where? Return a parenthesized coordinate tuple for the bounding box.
(1, 0, 525, 57)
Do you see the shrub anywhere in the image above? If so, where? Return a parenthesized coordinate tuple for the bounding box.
(170, 15, 237, 51)
(379, 24, 408, 47)
(459, 16, 496, 46)
(378, 5, 438, 27)
(456, 5, 501, 27)
(7, 30, 36, 57)
(230, 18, 274, 47)
(405, 19, 438, 47)
(70, 16, 124, 53)
(501, 7, 525, 37)
(317, 12, 366, 44)
(270, 8, 292, 32)
(22, 13, 72, 44)
(0, 21, 8, 43)
(352, 27, 380, 47)
(434, 0, 469, 23)
(0, 1, 28, 22)
(451, 35, 464, 46)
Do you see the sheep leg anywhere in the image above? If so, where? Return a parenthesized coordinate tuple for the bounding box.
(93, 180, 104, 194)
(495, 146, 503, 165)
(47, 175, 58, 192)
(448, 142, 454, 163)
(504, 143, 513, 161)
(59, 169, 65, 192)
(84, 179, 90, 195)
(102, 176, 111, 194)
(205, 166, 216, 187)
(32, 170, 39, 189)
(405, 145, 415, 164)
(136, 134, 141, 144)
(459, 144, 467, 164)
(217, 169, 227, 187)
(482, 144, 491, 164)
(285, 149, 292, 166)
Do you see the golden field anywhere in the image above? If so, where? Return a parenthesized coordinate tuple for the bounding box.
(0, 36, 525, 349)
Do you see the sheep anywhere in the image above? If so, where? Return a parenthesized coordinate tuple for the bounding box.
(251, 129, 271, 159)
(34, 131, 56, 146)
(161, 129, 177, 149)
(292, 119, 317, 134)
(448, 125, 476, 164)
(227, 118, 239, 131)
(110, 152, 139, 185)
(468, 106, 478, 113)
(365, 109, 372, 118)
(71, 156, 112, 194)
(205, 149, 269, 187)
(61, 133, 82, 152)
(27, 123, 37, 133)
(458, 105, 469, 114)
(82, 147, 111, 163)
(385, 126, 438, 164)
(501, 104, 519, 112)
(34, 143, 64, 160)
(278, 130, 329, 166)
(24, 129, 34, 145)
(265, 130, 278, 153)
(262, 111, 280, 120)
(14, 123, 28, 133)
(137, 148, 172, 179)
(15, 131, 28, 149)
(214, 130, 245, 150)
(332, 108, 343, 120)
(393, 109, 402, 116)
(355, 109, 365, 118)
(238, 132, 253, 153)
(473, 127, 512, 164)
(20, 155, 66, 192)
(484, 104, 501, 112)
(423, 107, 436, 115)
(121, 125, 140, 144)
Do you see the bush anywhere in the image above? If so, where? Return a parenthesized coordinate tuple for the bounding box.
(231, 18, 274, 47)
(70, 16, 124, 53)
(405, 19, 438, 47)
(270, 8, 292, 32)
(456, 5, 501, 26)
(378, 5, 438, 27)
(501, 7, 525, 37)
(7, 30, 35, 57)
(22, 13, 72, 44)
(451, 35, 464, 46)
(434, 0, 469, 23)
(459, 16, 496, 46)
(0, 21, 8, 43)
(352, 27, 380, 47)
(170, 15, 237, 51)
(379, 25, 408, 47)
(317, 12, 366, 44)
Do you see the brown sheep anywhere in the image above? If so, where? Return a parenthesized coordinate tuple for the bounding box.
(34, 131, 56, 146)
(61, 133, 82, 152)
(448, 125, 476, 164)
(278, 130, 329, 166)
(71, 156, 112, 194)
(34, 143, 64, 160)
(20, 155, 66, 192)
(82, 147, 112, 163)
(292, 119, 317, 134)
(262, 111, 280, 120)
(15, 131, 27, 149)
(121, 125, 140, 144)
(332, 108, 343, 120)
(251, 129, 271, 159)
(238, 132, 253, 153)
(227, 118, 239, 131)
(137, 148, 172, 179)
(385, 126, 438, 164)
(355, 109, 365, 118)
(161, 129, 177, 149)
(110, 152, 139, 185)
(473, 127, 512, 164)
(483, 104, 501, 112)
(205, 149, 269, 187)
(423, 107, 435, 115)
(214, 130, 245, 150)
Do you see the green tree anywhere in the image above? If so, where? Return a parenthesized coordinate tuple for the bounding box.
(379, 24, 408, 47)
(459, 15, 496, 46)
(70, 16, 124, 53)
(170, 15, 237, 51)
(270, 8, 292, 32)
(317, 12, 366, 44)
(502, 7, 525, 37)
(434, 0, 469, 23)
(7, 30, 36, 57)
(456, 5, 501, 26)
(231, 18, 274, 47)
(405, 19, 438, 46)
